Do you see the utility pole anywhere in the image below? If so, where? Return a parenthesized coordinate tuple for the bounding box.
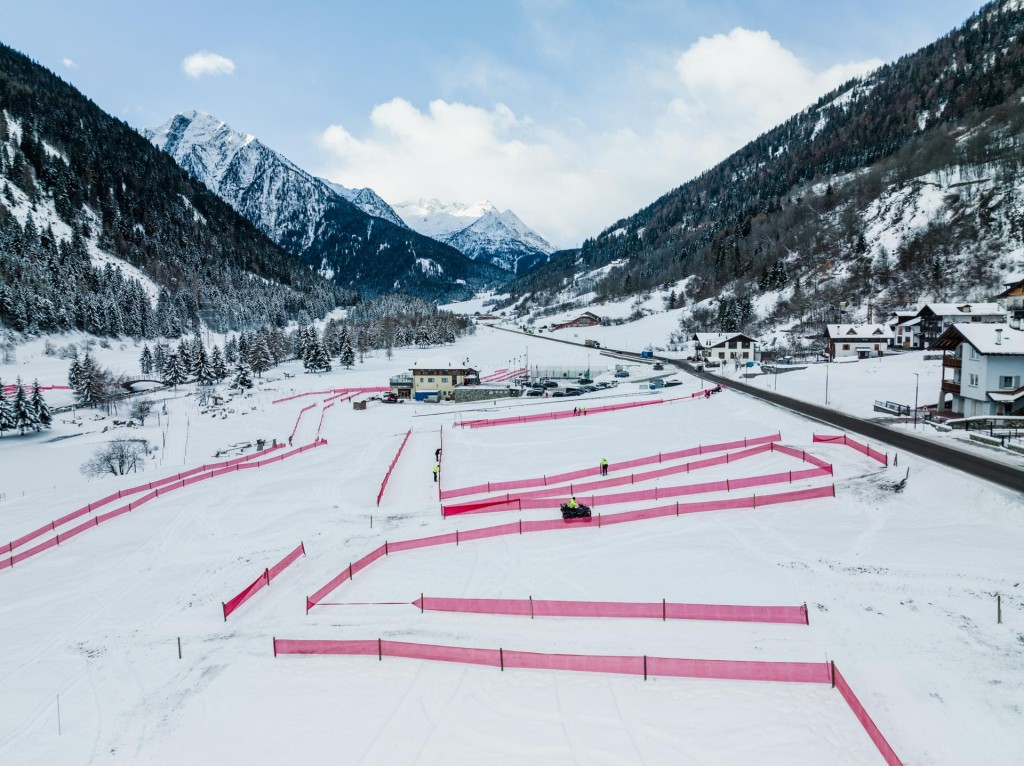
(913, 373, 920, 430)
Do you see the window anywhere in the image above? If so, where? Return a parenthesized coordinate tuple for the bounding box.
(428, 377, 435, 383)
(728, 341, 737, 349)
(968, 373, 979, 387)
(742, 341, 750, 349)
(441, 377, 448, 383)
(999, 376, 1019, 389)
(842, 344, 850, 350)
(718, 352, 725, 359)
(969, 347, 980, 361)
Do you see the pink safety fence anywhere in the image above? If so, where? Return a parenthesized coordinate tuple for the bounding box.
(272, 639, 902, 763)
(1, 440, 328, 571)
(377, 429, 413, 506)
(443, 443, 832, 516)
(1, 384, 71, 394)
(456, 389, 715, 429)
(306, 483, 834, 610)
(289, 403, 318, 444)
(272, 387, 390, 405)
(222, 542, 306, 620)
(412, 596, 809, 624)
(813, 434, 889, 466)
(480, 367, 528, 383)
(833, 664, 904, 765)
(274, 638, 830, 683)
(442, 433, 782, 500)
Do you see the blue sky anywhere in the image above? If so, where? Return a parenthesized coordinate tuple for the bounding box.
(0, 0, 986, 245)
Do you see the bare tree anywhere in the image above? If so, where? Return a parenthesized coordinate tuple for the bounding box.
(81, 439, 152, 477)
(129, 399, 153, 425)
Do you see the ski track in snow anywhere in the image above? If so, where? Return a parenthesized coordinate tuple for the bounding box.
(0, 326, 1022, 764)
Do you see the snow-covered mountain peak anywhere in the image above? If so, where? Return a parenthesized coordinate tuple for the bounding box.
(393, 197, 555, 274)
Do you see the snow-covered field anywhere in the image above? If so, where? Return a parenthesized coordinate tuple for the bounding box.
(1, 326, 1022, 765)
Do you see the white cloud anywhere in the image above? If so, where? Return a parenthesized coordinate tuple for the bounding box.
(61, 58, 76, 69)
(181, 51, 236, 79)
(316, 29, 881, 246)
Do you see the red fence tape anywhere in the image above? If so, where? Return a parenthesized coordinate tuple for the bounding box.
(273, 638, 830, 683)
(442, 433, 782, 500)
(813, 434, 888, 466)
(413, 596, 809, 624)
(272, 387, 390, 405)
(5, 444, 285, 555)
(457, 391, 712, 430)
(306, 483, 834, 610)
(4, 441, 326, 570)
(377, 429, 413, 506)
(833, 664, 904, 765)
(223, 542, 306, 620)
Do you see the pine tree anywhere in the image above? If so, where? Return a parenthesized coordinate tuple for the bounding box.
(210, 345, 228, 380)
(339, 337, 355, 368)
(0, 381, 14, 434)
(68, 354, 82, 392)
(162, 352, 188, 387)
(30, 379, 51, 430)
(139, 345, 154, 376)
(191, 343, 216, 385)
(305, 337, 331, 373)
(74, 352, 103, 405)
(232, 360, 254, 390)
(248, 335, 273, 377)
(12, 377, 38, 435)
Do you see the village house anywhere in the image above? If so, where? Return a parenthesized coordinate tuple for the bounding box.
(691, 332, 759, 362)
(401, 362, 480, 400)
(994, 276, 1024, 330)
(885, 310, 920, 349)
(824, 324, 894, 359)
(932, 323, 1024, 416)
(912, 303, 1005, 349)
(549, 311, 602, 330)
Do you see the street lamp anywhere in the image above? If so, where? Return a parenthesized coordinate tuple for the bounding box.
(913, 373, 920, 430)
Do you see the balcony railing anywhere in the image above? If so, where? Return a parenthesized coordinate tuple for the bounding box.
(942, 356, 962, 369)
(940, 379, 961, 394)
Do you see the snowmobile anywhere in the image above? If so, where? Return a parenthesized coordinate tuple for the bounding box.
(560, 502, 592, 520)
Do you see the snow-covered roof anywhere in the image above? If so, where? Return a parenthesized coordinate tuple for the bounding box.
(937, 323, 1024, 355)
(692, 332, 756, 348)
(917, 302, 1004, 318)
(898, 317, 922, 327)
(824, 324, 894, 340)
(410, 359, 478, 371)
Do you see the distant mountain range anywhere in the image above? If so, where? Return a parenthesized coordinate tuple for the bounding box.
(393, 199, 555, 274)
(145, 111, 502, 300)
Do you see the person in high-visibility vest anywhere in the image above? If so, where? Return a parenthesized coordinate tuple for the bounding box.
(600, 458, 608, 476)
(567, 496, 578, 509)
(432, 463, 440, 482)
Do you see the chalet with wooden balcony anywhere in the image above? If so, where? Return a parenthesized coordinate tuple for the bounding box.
(932, 324, 1024, 416)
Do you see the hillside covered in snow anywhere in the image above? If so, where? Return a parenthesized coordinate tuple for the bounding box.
(509, 0, 1024, 335)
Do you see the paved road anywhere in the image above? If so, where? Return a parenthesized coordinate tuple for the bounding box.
(491, 325, 1024, 493)
(682, 363, 1024, 493)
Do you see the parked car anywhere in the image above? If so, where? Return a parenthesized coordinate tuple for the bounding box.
(584, 339, 601, 348)
(526, 388, 544, 397)
(614, 370, 630, 378)
(577, 377, 593, 385)
(564, 388, 582, 396)
(664, 380, 682, 387)
(652, 362, 664, 370)
(580, 386, 597, 393)
(551, 390, 566, 397)
(541, 380, 559, 388)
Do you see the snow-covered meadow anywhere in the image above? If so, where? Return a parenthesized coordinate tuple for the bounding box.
(0, 325, 1022, 765)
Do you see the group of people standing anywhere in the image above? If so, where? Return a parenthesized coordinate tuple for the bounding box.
(572, 407, 588, 416)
